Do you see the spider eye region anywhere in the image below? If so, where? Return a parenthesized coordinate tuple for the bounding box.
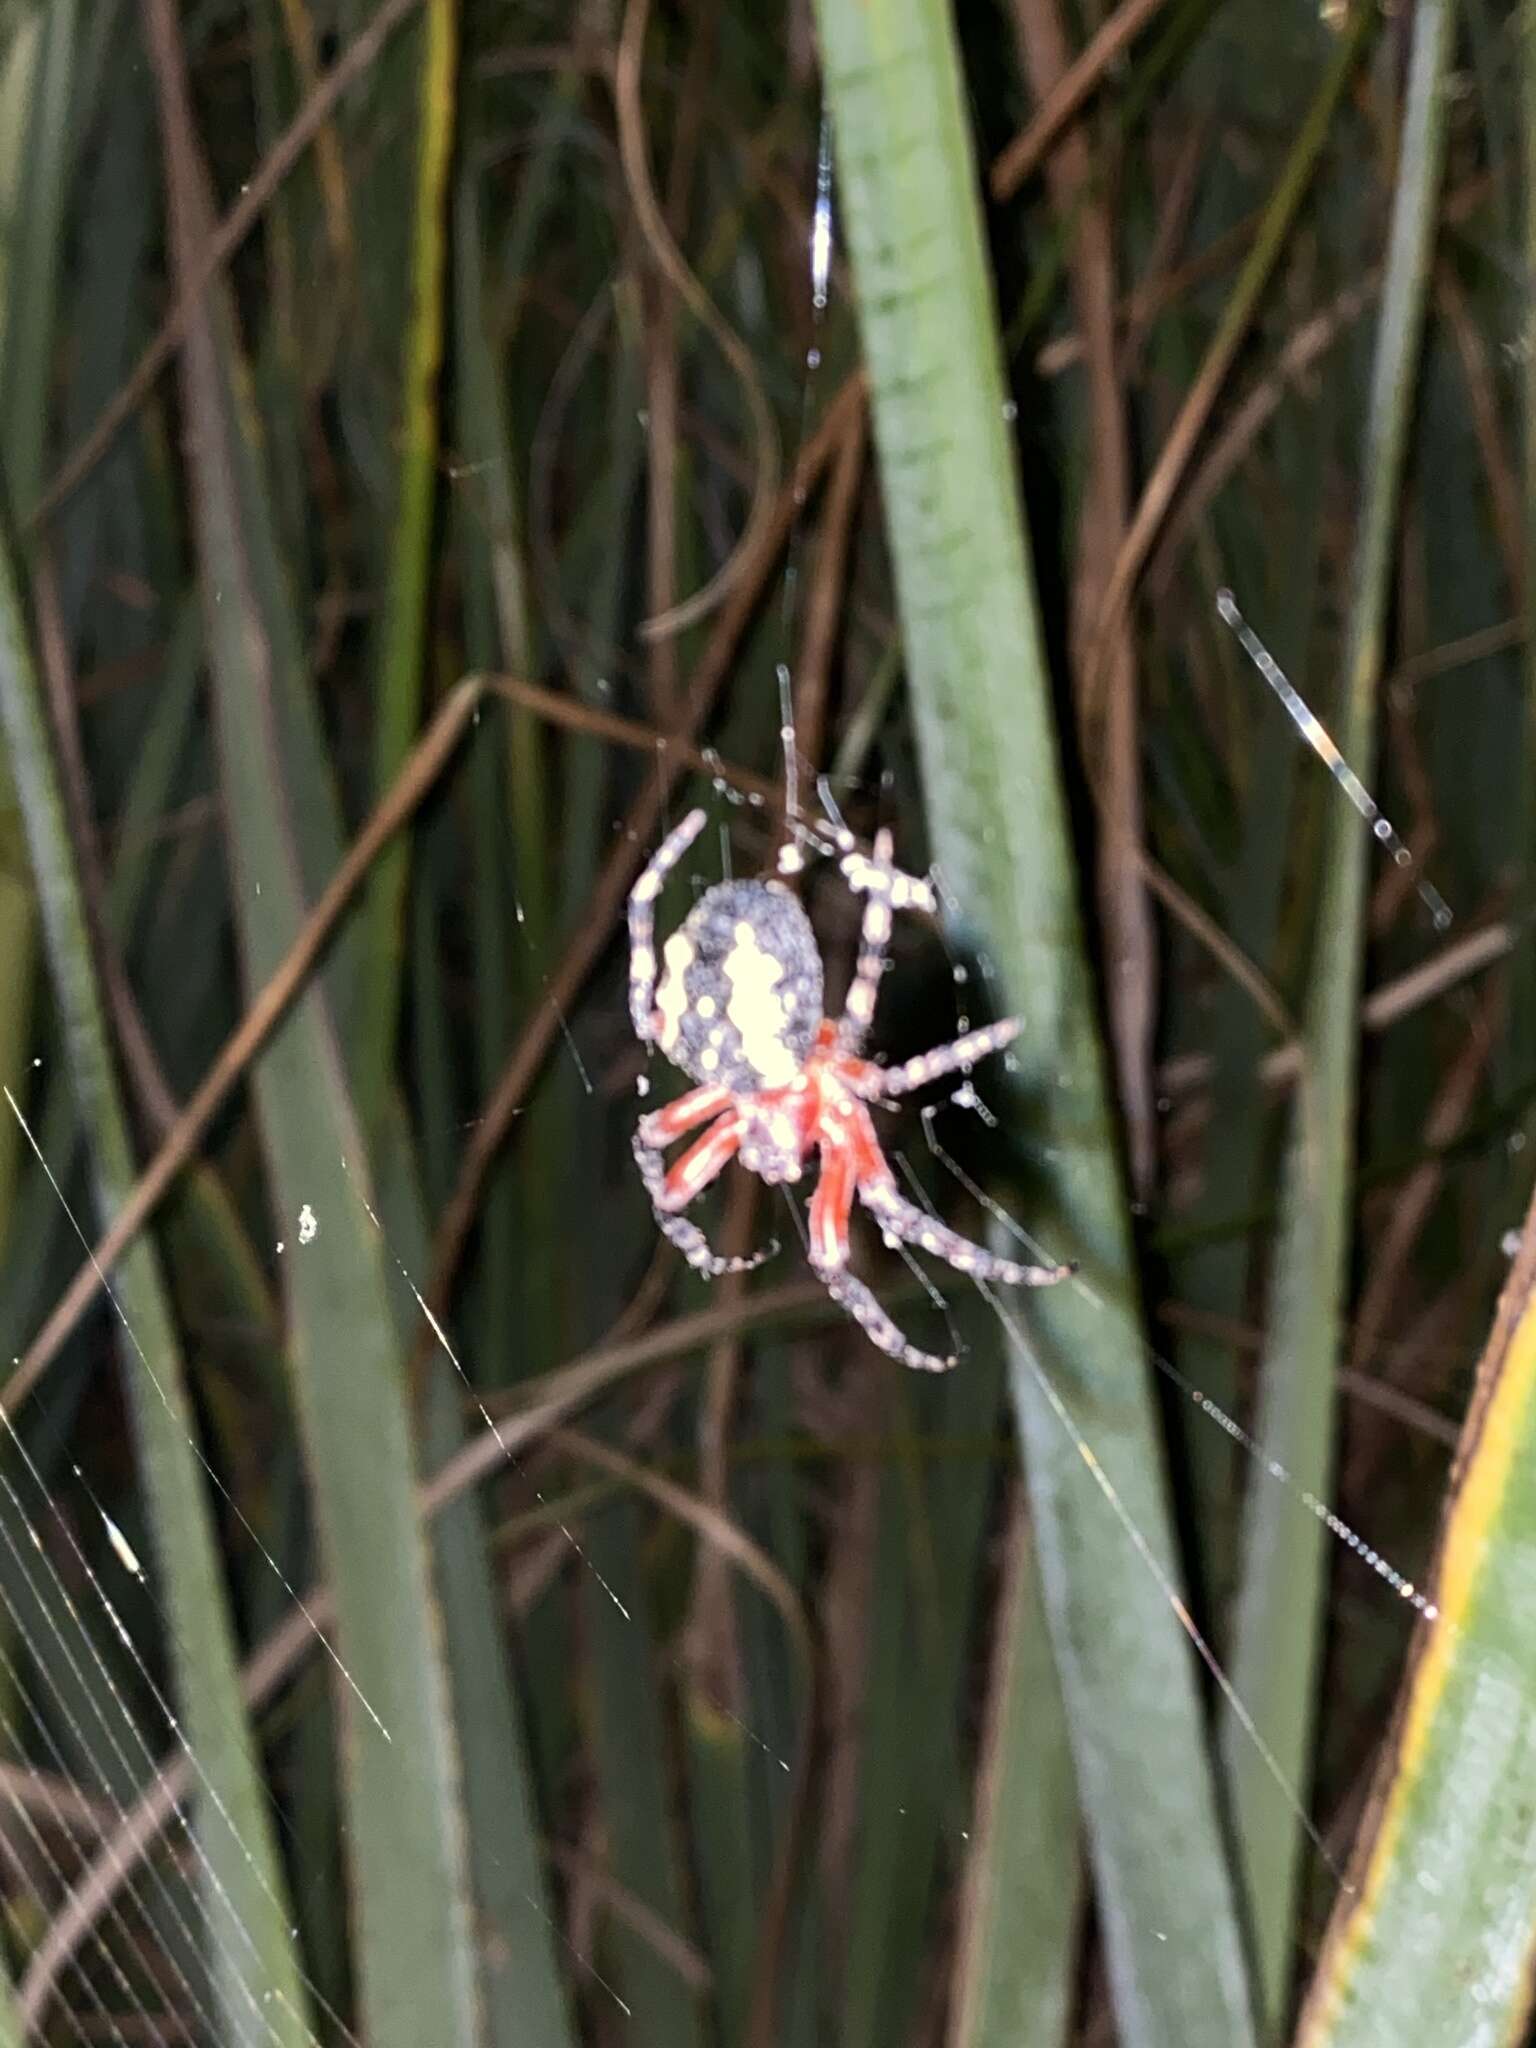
(653, 879, 823, 1093)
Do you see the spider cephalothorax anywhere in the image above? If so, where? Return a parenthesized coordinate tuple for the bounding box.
(628, 809, 1072, 1371)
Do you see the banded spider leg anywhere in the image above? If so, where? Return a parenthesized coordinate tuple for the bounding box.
(631, 1085, 779, 1279)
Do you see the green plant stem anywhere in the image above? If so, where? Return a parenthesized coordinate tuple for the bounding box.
(356, 0, 458, 1131)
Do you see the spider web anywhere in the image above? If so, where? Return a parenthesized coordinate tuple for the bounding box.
(0, 1097, 643, 2042)
(2, 629, 1469, 2045)
(0, 1220, 346, 2047)
(650, 522, 1451, 1933)
(640, 89, 1491, 1981)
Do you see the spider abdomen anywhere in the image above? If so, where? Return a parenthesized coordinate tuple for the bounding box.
(654, 879, 824, 1093)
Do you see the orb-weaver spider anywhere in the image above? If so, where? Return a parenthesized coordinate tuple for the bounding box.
(627, 808, 1072, 1370)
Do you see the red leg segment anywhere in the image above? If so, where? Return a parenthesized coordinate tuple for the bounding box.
(807, 1113, 957, 1371)
(638, 1084, 732, 1149)
(661, 1113, 745, 1211)
(632, 1110, 778, 1279)
(808, 1134, 856, 1271)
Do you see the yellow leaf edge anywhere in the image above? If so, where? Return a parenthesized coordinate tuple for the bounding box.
(1295, 1180, 1536, 2043)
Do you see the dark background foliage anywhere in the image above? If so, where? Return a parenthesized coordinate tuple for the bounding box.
(0, 0, 1530, 2042)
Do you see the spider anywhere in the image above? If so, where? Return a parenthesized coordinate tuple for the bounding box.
(627, 807, 1073, 1370)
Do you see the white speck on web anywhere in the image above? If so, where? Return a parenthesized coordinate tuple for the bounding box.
(297, 1204, 318, 1246)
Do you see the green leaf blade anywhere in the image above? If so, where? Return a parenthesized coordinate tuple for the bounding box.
(0, 523, 310, 2048)
(810, 0, 1256, 2039)
(1222, 0, 1457, 2017)
(1295, 1205, 1536, 2048)
(142, 9, 484, 2032)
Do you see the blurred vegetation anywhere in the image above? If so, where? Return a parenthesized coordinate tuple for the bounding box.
(0, 0, 1534, 2042)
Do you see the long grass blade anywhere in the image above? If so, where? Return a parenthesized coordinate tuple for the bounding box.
(583, 1493, 709, 2047)
(0, 0, 75, 511)
(1221, 4, 1457, 2020)
(810, 0, 1256, 2038)
(1293, 1182, 1536, 2046)
(446, 143, 582, 2048)
(0, 5, 310, 2033)
(948, 1493, 1080, 2048)
(0, 0, 64, 1276)
(138, 3, 483, 2039)
(354, 0, 458, 1127)
(0, 522, 309, 2045)
(840, 1346, 1006, 2048)
(0, 788, 33, 1268)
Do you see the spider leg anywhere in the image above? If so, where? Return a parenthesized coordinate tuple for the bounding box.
(629, 807, 707, 1042)
(830, 787, 937, 916)
(832, 816, 943, 1057)
(632, 1112, 777, 1278)
(858, 1175, 1073, 1289)
(860, 1018, 1022, 1101)
(836, 827, 896, 1056)
(637, 1083, 732, 1148)
(808, 1129, 957, 1372)
(822, 1270, 958, 1373)
(807, 1128, 857, 1271)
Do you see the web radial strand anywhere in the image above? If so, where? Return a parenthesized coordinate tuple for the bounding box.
(0, 1441, 326, 2048)
(0, 1345, 342, 2043)
(773, 112, 843, 883)
(917, 1113, 1441, 1624)
(1215, 588, 1453, 930)
(0, 1661, 165, 2048)
(809, 111, 834, 314)
(0, 1784, 144, 2047)
(976, 1274, 1350, 1893)
(0, 1415, 351, 2045)
(0, 1580, 226, 2042)
(346, 1168, 633, 1623)
(775, 661, 805, 874)
(3, 1086, 389, 1742)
